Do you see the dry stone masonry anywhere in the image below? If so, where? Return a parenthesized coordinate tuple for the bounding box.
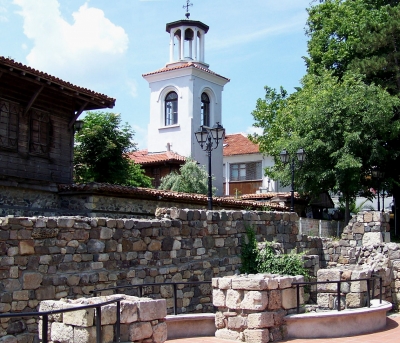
(212, 274, 304, 342)
(37, 295, 167, 343)
(0, 209, 400, 342)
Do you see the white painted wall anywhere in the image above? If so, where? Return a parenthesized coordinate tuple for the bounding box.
(223, 152, 290, 195)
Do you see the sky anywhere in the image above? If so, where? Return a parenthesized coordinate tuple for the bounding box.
(0, 0, 314, 149)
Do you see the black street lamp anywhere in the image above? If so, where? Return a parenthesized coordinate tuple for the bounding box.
(279, 148, 306, 212)
(372, 168, 384, 211)
(195, 122, 225, 210)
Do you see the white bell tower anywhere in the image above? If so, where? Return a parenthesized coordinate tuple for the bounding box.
(142, 11, 229, 196)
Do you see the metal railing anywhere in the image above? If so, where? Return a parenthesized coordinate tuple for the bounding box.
(91, 281, 212, 315)
(292, 275, 383, 314)
(0, 297, 124, 343)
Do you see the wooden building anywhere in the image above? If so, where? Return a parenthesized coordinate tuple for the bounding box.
(0, 57, 115, 189)
(129, 148, 186, 188)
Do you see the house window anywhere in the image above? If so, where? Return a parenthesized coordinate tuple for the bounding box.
(165, 91, 178, 126)
(0, 99, 20, 151)
(230, 161, 262, 181)
(201, 92, 210, 126)
(29, 109, 51, 155)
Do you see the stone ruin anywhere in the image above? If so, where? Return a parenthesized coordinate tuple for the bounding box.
(37, 295, 167, 343)
(212, 274, 304, 342)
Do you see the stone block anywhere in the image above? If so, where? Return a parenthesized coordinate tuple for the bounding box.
(213, 289, 226, 307)
(241, 291, 268, 311)
(63, 308, 94, 327)
(282, 287, 302, 309)
(101, 304, 117, 325)
(247, 312, 274, 329)
(362, 232, 382, 245)
(152, 322, 167, 343)
(19, 241, 34, 255)
(38, 300, 66, 322)
(243, 328, 270, 343)
(57, 218, 75, 228)
(218, 278, 232, 290)
(100, 227, 113, 240)
(277, 276, 293, 289)
(215, 311, 225, 329)
(0, 335, 17, 343)
(317, 269, 341, 292)
(129, 322, 153, 341)
(35, 286, 56, 300)
(215, 329, 240, 341)
(317, 293, 330, 309)
(137, 299, 166, 321)
(51, 322, 73, 343)
(225, 289, 243, 309)
(22, 272, 42, 290)
(346, 292, 365, 308)
(227, 315, 247, 330)
(231, 276, 266, 290)
(73, 326, 96, 343)
(120, 301, 138, 323)
(267, 290, 282, 310)
(350, 271, 370, 293)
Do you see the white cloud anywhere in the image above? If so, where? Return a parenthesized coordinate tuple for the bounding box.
(246, 126, 263, 136)
(13, 0, 128, 87)
(0, 4, 8, 22)
(209, 14, 306, 51)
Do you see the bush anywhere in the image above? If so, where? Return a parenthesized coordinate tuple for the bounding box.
(241, 226, 309, 278)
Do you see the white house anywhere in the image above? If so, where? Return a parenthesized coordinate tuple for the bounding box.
(223, 133, 289, 196)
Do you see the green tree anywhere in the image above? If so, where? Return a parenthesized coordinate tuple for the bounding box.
(158, 158, 214, 195)
(251, 71, 400, 223)
(304, 0, 400, 221)
(74, 112, 152, 187)
(251, 0, 400, 223)
(306, 0, 400, 95)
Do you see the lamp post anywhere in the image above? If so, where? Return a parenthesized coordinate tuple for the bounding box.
(195, 122, 225, 210)
(372, 168, 384, 211)
(279, 148, 306, 212)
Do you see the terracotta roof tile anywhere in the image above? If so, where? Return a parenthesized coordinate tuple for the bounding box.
(241, 192, 301, 200)
(129, 149, 186, 165)
(0, 56, 115, 107)
(223, 133, 260, 156)
(142, 62, 230, 81)
(58, 182, 287, 211)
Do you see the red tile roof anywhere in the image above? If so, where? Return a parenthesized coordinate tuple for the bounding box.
(0, 56, 115, 108)
(142, 62, 230, 82)
(129, 149, 186, 165)
(241, 192, 301, 200)
(223, 133, 260, 156)
(58, 182, 287, 211)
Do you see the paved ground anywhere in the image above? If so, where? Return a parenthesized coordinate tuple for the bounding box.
(166, 314, 400, 343)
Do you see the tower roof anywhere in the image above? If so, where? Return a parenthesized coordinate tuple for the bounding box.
(142, 62, 230, 82)
(166, 20, 209, 34)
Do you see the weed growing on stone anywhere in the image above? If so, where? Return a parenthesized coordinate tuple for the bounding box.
(240, 226, 309, 278)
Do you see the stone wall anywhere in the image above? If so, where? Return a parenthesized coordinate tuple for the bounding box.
(311, 211, 400, 310)
(212, 274, 304, 342)
(0, 209, 303, 340)
(1, 209, 400, 341)
(38, 295, 167, 343)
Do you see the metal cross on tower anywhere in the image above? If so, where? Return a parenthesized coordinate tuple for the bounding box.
(183, 0, 193, 19)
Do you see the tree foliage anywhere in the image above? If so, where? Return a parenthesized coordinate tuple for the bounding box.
(158, 158, 214, 195)
(251, 0, 400, 223)
(74, 112, 152, 187)
(251, 71, 399, 222)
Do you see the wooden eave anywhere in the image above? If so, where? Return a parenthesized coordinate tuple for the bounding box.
(0, 57, 115, 115)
